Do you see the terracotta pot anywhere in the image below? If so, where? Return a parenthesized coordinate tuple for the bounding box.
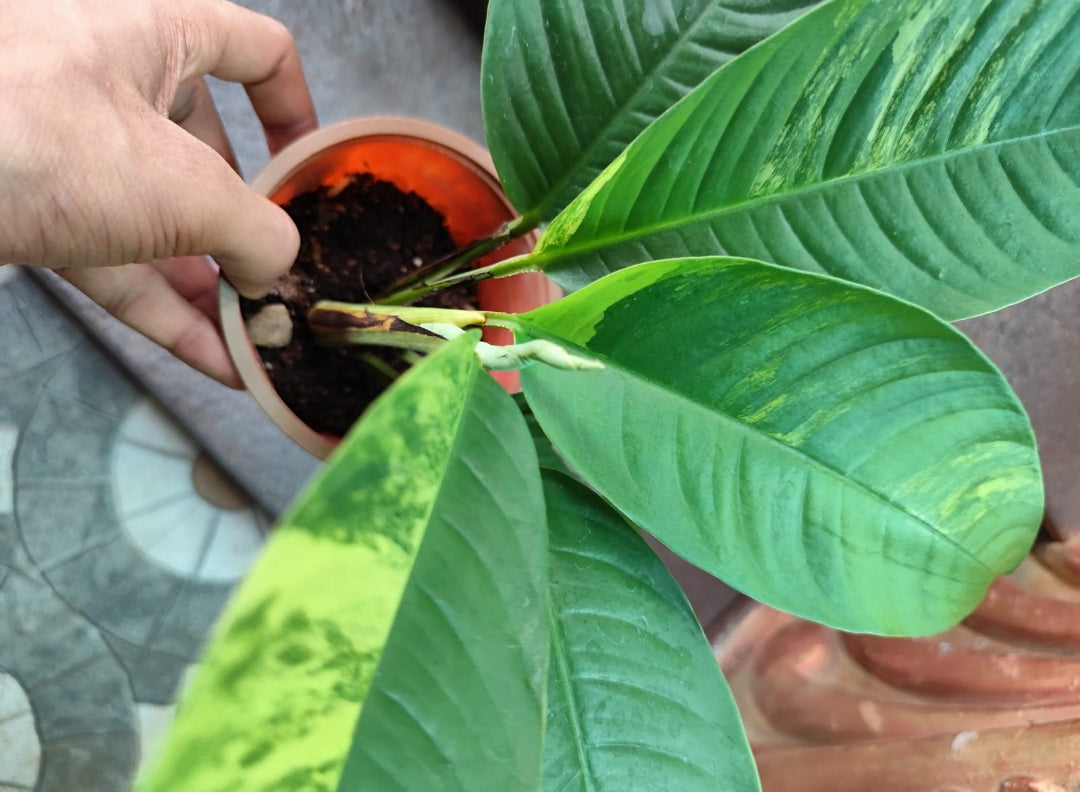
(220, 117, 560, 459)
(709, 545, 1080, 791)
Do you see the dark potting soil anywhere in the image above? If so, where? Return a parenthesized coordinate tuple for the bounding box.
(239, 172, 473, 438)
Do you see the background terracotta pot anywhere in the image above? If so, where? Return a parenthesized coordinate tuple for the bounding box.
(220, 117, 560, 460)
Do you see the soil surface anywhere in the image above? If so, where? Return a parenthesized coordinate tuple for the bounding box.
(239, 172, 473, 437)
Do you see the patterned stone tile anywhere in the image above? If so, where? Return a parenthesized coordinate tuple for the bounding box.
(149, 579, 234, 660)
(0, 670, 32, 720)
(30, 654, 136, 743)
(0, 358, 65, 427)
(43, 535, 184, 648)
(0, 274, 81, 374)
(116, 489, 219, 577)
(36, 732, 138, 792)
(15, 481, 116, 571)
(43, 341, 140, 422)
(0, 572, 139, 792)
(116, 400, 194, 456)
(15, 390, 122, 484)
(0, 515, 34, 578)
(0, 425, 15, 516)
(136, 702, 179, 777)
(31, 652, 135, 741)
(0, 672, 40, 788)
(102, 633, 191, 706)
(111, 403, 266, 583)
(0, 573, 112, 691)
(197, 508, 267, 582)
(0, 252, 247, 792)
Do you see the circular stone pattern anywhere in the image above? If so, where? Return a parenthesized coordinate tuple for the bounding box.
(0, 672, 41, 790)
(113, 399, 266, 583)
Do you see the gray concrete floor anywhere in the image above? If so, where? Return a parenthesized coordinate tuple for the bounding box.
(1, 268, 261, 789)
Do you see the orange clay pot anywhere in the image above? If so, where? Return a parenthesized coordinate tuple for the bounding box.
(220, 117, 560, 459)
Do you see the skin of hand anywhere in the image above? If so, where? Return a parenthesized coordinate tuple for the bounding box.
(0, 0, 318, 387)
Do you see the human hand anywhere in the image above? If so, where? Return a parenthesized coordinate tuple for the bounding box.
(0, 0, 318, 386)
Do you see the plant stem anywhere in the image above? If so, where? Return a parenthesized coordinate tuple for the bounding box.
(356, 352, 403, 383)
(307, 303, 597, 374)
(381, 252, 540, 306)
(308, 301, 488, 352)
(482, 313, 522, 331)
(378, 233, 506, 299)
(379, 216, 540, 305)
(380, 268, 487, 306)
(486, 253, 541, 279)
(315, 328, 448, 354)
(310, 301, 486, 330)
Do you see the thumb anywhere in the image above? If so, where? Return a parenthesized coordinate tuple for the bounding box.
(144, 117, 298, 297)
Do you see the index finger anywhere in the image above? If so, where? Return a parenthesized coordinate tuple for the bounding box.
(179, 0, 318, 153)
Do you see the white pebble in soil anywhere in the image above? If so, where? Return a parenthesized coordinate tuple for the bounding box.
(245, 304, 293, 348)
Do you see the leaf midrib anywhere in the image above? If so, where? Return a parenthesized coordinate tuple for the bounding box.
(336, 357, 486, 792)
(523, 327, 997, 574)
(547, 593, 599, 792)
(530, 123, 1080, 266)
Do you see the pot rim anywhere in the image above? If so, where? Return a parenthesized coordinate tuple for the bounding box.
(220, 116, 513, 461)
(247, 116, 499, 198)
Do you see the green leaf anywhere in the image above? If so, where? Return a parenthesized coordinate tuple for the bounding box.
(481, 0, 824, 222)
(514, 391, 575, 476)
(542, 471, 760, 792)
(523, 0, 1080, 321)
(336, 375, 548, 790)
(517, 257, 1043, 635)
(137, 335, 549, 792)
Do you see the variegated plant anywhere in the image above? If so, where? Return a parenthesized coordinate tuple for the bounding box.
(140, 1, 1079, 790)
